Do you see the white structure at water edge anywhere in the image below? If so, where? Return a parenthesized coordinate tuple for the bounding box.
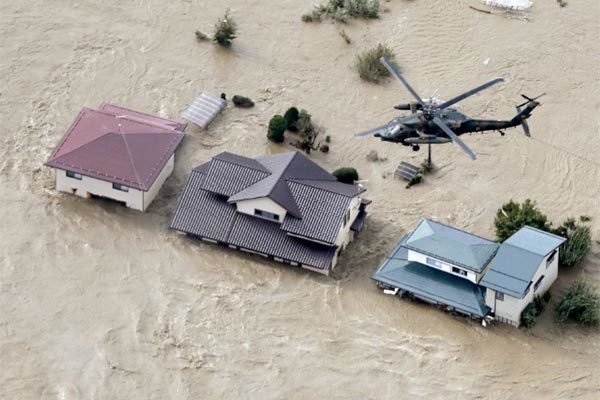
(484, 0, 532, 11)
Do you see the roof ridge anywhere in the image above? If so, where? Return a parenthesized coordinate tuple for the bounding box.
(424, 218, 496, 244)
(120, 133, 143, 186)
(520, 225, 566, 241)
(217, 152, 272, 174)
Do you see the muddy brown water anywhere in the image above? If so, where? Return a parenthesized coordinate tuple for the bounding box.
(1, 0, 599, 399)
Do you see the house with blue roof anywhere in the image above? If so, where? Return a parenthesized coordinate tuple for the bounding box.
(372, 219, 565, 327)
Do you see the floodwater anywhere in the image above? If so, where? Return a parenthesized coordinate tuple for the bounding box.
(1, 0, 599, 398)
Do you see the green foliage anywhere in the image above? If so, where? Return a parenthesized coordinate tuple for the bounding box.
(521, 302, 539, 328)
(213, 9, 237, 47)
(320, 144, 330, 153)
(283, 107, 300, 130)
(533, 294, 547, 314)
(555, 279, 600, 326)
(558, 225, 591, 268)
(195, 30, 209, 41)
(355, 44, 395, 83)
(494, 199, 551, 242)
(333, 167, 359, 184)
(292, 109, 322, 154)
(302, 0, 379, 23)
(232, 95, 254, 108)
(542, 290, 552, 304)
(406, 173, 423, 189)
(325, 134, 331, 143)
(267, 115, 286, 143)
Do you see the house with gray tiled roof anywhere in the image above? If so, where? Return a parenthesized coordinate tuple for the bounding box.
(372, 219, 565, 327)
(170, 151, 369, 275)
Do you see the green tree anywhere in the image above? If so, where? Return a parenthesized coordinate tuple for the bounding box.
(333, 167, 359, 184)
(552, 218, 592, 268)
(494, 199, 551, 242)
(283, 107, 300, 130)
(267, 115, 287, 143)
(555, 279, 600, 326)
(213, 9, 237, 47)
(355, 44, 395, 83)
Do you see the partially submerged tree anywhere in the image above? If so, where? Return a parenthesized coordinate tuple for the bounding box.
(555, 279, 600, 326)
(355, 44, 395, 83)
(291, 109, 323, 154)
(213, 9, 237, 47)
(232, 95, 254, 108)
(195, 30, 209, 41)
(302, 0, 380, 23)
(494, 199, 551, 242)
(333, 167, 359, 184)
(283, 107, 299, 131)
(267, 115, 287, 143)
(552, 217, 592, 268)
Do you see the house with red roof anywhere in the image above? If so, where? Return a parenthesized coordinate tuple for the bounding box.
(44, 103, 186, 211)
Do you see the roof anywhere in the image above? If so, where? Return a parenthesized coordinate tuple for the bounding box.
(44, 106, 185, 191)
(403, 219, 499, 273)
(480, 226, 566, 298)
(372, 240, 490, 317)
(169, 169, 337, 270)
(181, 92, 227, 129)
(194, 151, 365, 244)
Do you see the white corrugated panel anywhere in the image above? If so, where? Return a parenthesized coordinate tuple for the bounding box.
(181, 92, 227, 129)
(484, 0, 532, 10)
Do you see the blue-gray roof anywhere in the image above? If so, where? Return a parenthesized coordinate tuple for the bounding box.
(480, 226, 566, 298)
(403, 219, 499, 273)
(372, 240, 490, 317)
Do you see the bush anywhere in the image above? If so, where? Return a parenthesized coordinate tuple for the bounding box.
(267, 115, 287, 143)
(232, 95, 254, 108)
(552, 218, 592, 268)
(302, 0, 379, 23)
(521, 303, 538, 328)
(333, 167, 359, 184)
(213, 9, 237, 47)
(356, 44, 395, 83)
(555, 280, 600, 326)
(291, 109, 323, 154)
(494, 199, 551, 242)
(320, 144, 330, 153)
(542, 290, 552, 303)
(195, 30, 209, 41)
(283, 107, 299, 130)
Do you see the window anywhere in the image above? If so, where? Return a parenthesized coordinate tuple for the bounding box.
(426, 257, 444, 269)
(546, 250, 557, 267)
(534, 275, 545, 292)
(343, 209, 351, 227)
(66, 170, 82, 180)
(495, 291, 504, 301)
(452, 266, 468, 277)
(254, 209, 279, 221)
(112, 183, 129, 192)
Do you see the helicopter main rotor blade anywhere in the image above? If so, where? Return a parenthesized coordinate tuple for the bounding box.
(438, 78, 505, 110)
(432, 116, 477, 160)
(516, 106, 531, 137)
(355, 123, 392, 137)
(380, 57, 426, 107)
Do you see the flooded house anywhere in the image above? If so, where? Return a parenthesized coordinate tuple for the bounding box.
(44, 103, 186, 211)
(170, 151, 369, 275)
(372, 219, 565, 327)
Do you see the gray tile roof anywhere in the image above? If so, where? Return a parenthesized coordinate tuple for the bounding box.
(170, 151, 367, 271)
(372, 240, 490, 317)
(480, 226, 565, 298)
(403, 219, 499, 273)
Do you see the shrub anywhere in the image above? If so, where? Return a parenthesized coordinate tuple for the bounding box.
(291, 109, 323, 154)
(333, 167, 359, 184)
(521, 303, 538, 328)
(283, 107, 299, 130)
(542, 290, 552, 303)
(355, 44, 395, 83)
(195, 30, 209, 41)
(552, 218, 592, 268)
(302, 0, 379, 23)
(232, 95, 254, 108)
(494, 199, 551, 242)
(267, 115, 287, 143)
(213, 9, 237, 47)
(320, 144, 330, 153)
(325, 134, 331, 143)
(555, 280, 600, 326)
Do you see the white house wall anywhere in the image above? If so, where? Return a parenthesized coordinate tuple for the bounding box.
(407, 250, 478, 284)
(55, 168, 144, 211)
(143, 154, 174, 211)
(485, 249, 560, 327)
(334, 196, 362, 249)
(235, 197, 288, 222)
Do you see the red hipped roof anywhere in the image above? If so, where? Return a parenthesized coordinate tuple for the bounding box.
(44, 104, 185, 191)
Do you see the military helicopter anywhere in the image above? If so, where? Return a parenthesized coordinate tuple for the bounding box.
(356, 57, 544, 161)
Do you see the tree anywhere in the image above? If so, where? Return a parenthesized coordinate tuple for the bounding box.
(213, 9, 237, 47)
(494, 199, 551, 242)
(283, 107, 299, 130)
(333, 167, 359, 184)
(355, 44, 395, 83)
(267, 115, 286, 143)
(291, 109, 322, 154)
(555, 279, 600, 326)
(552, 217, 592, 268)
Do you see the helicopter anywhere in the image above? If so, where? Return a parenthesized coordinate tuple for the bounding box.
(356, 57, 544, 160)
